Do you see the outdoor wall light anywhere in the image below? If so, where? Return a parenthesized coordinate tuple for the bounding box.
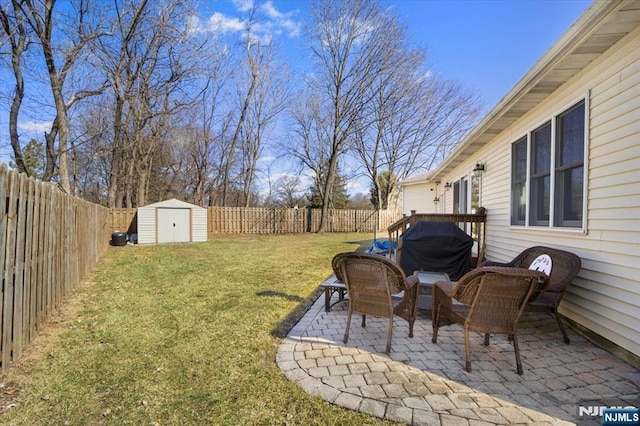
(473, 162, 485, 176)
(444, 182, 452, 191)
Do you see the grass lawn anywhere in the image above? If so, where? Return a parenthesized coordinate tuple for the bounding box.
(0, 233, 399, 425)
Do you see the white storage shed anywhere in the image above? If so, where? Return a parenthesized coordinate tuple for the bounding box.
(137, 199, 208, 244)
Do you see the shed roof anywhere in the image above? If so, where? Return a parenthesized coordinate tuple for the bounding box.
(414, 0, 640, 184)
(140, 198, 206, 210)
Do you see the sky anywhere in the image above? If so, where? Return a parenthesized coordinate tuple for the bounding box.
(204, 0, 593, 111)
(199, 0, 593, 194)
(0, 0, 594, 195)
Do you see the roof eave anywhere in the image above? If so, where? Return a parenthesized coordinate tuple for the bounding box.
(427, 0, 637, 182)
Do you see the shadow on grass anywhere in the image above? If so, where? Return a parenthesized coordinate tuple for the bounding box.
(271, 288, 324, 339)
(257, 290, 305, 303)
(271, 238, 388, 339)
(347, 238, 375, 252)
(268, 234, 388, 339)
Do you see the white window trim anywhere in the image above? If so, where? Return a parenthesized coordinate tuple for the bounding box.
(509, 94, 589, 234)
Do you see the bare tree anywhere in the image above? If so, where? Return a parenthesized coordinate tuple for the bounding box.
(186, 76, 225, 207)
(19, 0, 107, 193)
(0, 0, 30, 175)
(294, 0, 394, 232)
(219, 17, 261, 207)
(353, 47, 481, 209)
(96, 0, 204, 207)
(285, 93, 331, 211)
(271, 175, 306, 208)
(238, 42, 289, 207)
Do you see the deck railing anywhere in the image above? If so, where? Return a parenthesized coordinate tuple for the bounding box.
(387, 211, 488, 267)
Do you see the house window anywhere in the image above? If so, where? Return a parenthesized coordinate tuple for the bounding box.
(511, 137, 527, 225)
(554, 101, 585, 227)
(453, 181, 460, 213)
(510, 99, 586, 229)
(453, 178, 468, 214)
(531, 121, 552, 226)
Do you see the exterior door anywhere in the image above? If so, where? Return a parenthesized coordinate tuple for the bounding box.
(157, 208, 191, 243)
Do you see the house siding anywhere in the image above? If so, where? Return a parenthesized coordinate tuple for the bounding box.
(440, 27, 640, 356)
(401, 184, 438, 216)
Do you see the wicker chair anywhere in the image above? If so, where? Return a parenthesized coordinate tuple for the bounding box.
(332, 252, 349, 281)
(481, 246, 581, 343)
(335, 252, 420, 354)
(432, 266, 549, 374)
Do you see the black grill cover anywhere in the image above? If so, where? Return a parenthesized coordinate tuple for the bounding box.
(399, 221, 473, 280)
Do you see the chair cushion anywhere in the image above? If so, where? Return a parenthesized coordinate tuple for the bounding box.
(529, 254, 552, 276)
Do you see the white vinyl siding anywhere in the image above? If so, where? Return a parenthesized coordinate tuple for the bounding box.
(137, 206, 156, 245)
(439, 27, 640, 357)
(191, 208, 208, 242)
(401, 184, 438, 216)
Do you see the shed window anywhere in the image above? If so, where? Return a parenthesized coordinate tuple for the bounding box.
(510, 99, 586, 229)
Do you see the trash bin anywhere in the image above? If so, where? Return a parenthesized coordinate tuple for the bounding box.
(111, 231, 127, 246)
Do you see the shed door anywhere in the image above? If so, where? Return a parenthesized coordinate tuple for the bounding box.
(157, 208, 191, 243)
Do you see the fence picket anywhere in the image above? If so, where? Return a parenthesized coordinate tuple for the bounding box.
(0, 167, 110, 371)
(13, 173, 28, 359)
(2, 170, 18, 368)
(108, 206, 400, 238)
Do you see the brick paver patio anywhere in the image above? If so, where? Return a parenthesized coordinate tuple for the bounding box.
(277, 277, 640, 425)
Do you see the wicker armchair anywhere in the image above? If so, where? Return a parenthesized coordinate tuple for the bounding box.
(432, 266, 549, 374)
(331, 252, 348, 281)
(335, 252, 420, 354)
(481, 246, 581, 343)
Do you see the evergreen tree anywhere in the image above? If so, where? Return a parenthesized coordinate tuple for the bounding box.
(308, 172, 350, 209)
(10, 138, 46, 179)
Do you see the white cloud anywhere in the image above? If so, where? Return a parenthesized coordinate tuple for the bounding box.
(185, 13, 204, 35)
(204, 2, 301, 46)
(18, 120, 52, 133)
(260, 1, 301, 38)
(208, 12, 244, 34)
(261, 1, 283, 19)
(233, 0, 254, 12)
(346, 176, 371, 196)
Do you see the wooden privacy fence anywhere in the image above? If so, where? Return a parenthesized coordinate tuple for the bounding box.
(110, 208, 137, 234)
(0, 165, 111, 370)
(108, 207, 401, 237)
(208, 207, 399, 235)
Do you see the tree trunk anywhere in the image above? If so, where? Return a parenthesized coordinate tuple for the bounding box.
(52, 87, 71, 193)
(2, 1, 28, 174)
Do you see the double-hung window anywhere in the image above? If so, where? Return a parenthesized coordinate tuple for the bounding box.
(510, 100, 586, 229)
